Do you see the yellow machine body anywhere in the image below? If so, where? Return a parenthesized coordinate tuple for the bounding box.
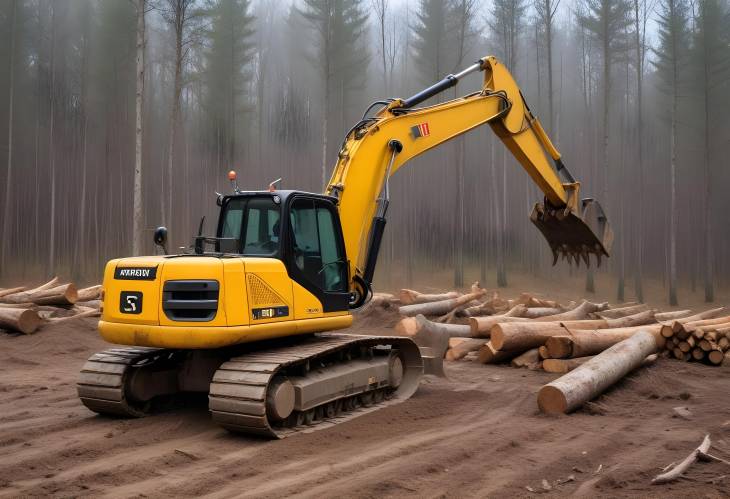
(99, 256, 352, 349)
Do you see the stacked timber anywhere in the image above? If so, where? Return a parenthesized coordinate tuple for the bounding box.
(0, 277, 102, 335)
(365, 285, 730, 414)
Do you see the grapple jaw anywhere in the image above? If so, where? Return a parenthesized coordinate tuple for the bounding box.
(530, 197, 613, 267)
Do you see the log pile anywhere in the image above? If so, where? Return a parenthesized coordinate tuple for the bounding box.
(363, 285, 729, 413)
(658, 315, 730, 365)
(0, 277, 101, 335)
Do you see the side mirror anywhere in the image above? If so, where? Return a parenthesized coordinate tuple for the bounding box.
(153, 226, 169, 255)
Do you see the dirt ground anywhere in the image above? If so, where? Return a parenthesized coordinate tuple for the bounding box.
(2, 301, 730, 497)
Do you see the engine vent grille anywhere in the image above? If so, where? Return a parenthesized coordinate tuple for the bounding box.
(247, 274, 286, 307)
(162, 280, 219, 322)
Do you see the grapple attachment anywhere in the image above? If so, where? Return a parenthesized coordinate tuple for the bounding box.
(530, 197, 613, 267)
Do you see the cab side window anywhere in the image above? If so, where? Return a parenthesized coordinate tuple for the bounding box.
(289, 199, 346, 293)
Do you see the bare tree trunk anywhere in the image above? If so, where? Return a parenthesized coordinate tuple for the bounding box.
(669, 89, 678, 305)
(48, 3, 57, 274)
(133, 0, 146, 256)
(1, 0, 17, 276)
(633, 0, 645, 303)
(166, 0, 186, 232)
(702, 59, 714, 302)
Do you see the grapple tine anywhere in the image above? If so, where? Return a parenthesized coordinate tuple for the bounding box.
(580, 247, 590, 267)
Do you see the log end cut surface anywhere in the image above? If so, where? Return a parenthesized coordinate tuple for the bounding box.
(537, 385, 568, 414)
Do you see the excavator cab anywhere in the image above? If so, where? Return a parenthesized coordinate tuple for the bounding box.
(214, 190, 352, 314)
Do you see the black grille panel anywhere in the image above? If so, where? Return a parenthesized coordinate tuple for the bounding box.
(163, 280, 219, 322)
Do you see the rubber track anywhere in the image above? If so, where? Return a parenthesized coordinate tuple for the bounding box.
(77, 346, 163, 417)
(209, 333, 423, 439)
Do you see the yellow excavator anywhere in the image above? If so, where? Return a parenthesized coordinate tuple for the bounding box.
(78, 56, 612, 438)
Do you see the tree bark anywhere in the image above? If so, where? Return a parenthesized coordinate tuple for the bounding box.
(538, 330, 658, 414)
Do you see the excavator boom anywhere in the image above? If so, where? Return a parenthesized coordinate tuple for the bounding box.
(326, 56, 612, 304)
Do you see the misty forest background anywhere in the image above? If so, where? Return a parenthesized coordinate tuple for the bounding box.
(0, 0, 729, 306)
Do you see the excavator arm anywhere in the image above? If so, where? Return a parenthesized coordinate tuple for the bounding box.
(325, 56, 613, 306)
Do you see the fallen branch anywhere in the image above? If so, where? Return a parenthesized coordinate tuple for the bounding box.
(652, 435, 711, 484)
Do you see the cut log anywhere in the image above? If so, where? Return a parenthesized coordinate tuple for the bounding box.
(398, 289, 486, 317)
(707, 349, 724, 365)
(542, 356, 593, 374)
(490, 322, 571, 351)
(0, 308, 42, 334)
(491, 311, 657, 353)
(533, 300, 609, 322)
(538, 345, 550, 359)
(652, 434, 711, 484)
(537, 330, 658, 414)
(596, 303, 650, 319)
(0, 286, 27, 298)
(395, 314, 471, 338)
(0, 283, 78, 306)
(544, 324, 664, 359)
(0, 302, 35, 308)
(24, 276, 60, 294)
(510, 348, 541, 368)
(522, 307, 563, 319)
(77, 299, 102, 309)
(449, 337, 468, 348)
(469, 305, 529, 337)
(524, 296, 562, 309)
(654, 310, 692, 321)
(544, 354, 661, 374)
(692, 348, 705, 361)
(699, 339, 714, 352)
(718, 337, 729, 350)
(446, 338, 488, 361)
(477, 341, 519, 364)
(398, 289, 459, 305)
(76, 284, 102, 302)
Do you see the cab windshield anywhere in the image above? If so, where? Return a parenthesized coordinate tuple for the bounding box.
(219, 196, 281, 256)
